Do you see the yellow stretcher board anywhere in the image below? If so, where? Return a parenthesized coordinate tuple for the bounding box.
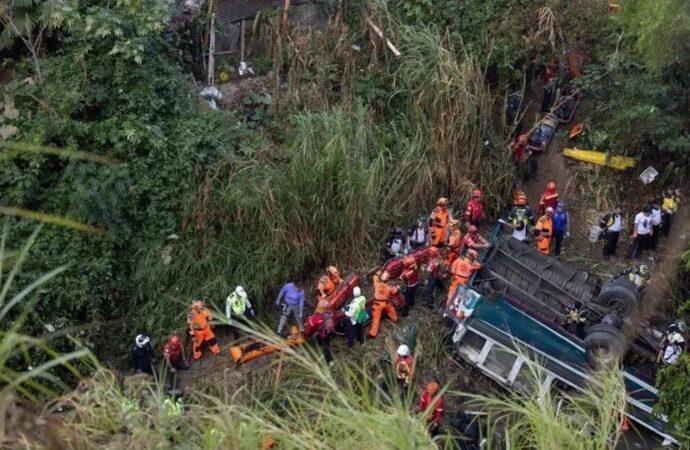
(562, 148, 636, 170)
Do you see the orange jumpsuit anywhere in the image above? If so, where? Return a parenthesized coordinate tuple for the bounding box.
(429, 207, 450, 247)
(368, 274, 398, 338)
(535, 215, 553, 255)
(447, 256, 481, 305)
(444, 228, 463, 266)
(317, 274, 342, 297)
(187, 307, 220, 359)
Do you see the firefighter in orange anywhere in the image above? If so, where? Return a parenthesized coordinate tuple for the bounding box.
(447, 249, 482, 305)
(444, 219, 463, 267)
(538, 182, 559, 214)
(535, 206, 554, 255)
(429, 197, 452, 247)
(317, 266, 343, 297)
(368, 271, 399, 338)
(187, 300, 220, 359)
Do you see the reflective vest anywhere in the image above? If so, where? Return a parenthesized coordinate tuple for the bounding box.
(465, 200, 484, 222)
(373, 275, 392, 301)
(228, 293, 248, 315)
(536, 216, 553, 238)
(188, 308, 212, 331)
(451, 257, 481, 284)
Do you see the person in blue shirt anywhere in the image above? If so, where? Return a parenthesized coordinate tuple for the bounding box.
(275, 281, 305, 335)
(552, 201, 570, 256)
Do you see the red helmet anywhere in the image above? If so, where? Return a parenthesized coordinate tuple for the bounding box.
(426, 382, 439, 395)
(546, 182, 556, 193)
(170, 335, 180, 345)
(471, 189, 482, 199)
(469, 225, 478, 234)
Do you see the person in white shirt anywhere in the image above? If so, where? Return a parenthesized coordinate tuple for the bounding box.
(650, 198, 662, 250)
(632, 206, 653, 258)
(600, 205, 623, 258)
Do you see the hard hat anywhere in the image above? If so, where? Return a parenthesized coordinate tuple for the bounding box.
(135, 334, 150, 348)
(637, 264, 649, 276)
(235, 286, 247, 298)
(515, 194, 527, 206)
(675, 320, 688, 333)
(353, 286, 361, 297)
(546, 182, 557, 192)
(170, 335, 180, 345)
(466, 249, 478, 258)
(545, 207, 554, 214)
(468, 225, 478, 233)
(669, 332, 685, 344)
(261, 436, 276, 450)
(327, 266, 340, 277)
(437, 197, 448, 206)
(379, 272, 390, 282)
(396, 344, 410, 356)
(191, 300, 204, 310)
(426, 382, 440, 395)
(472, 189, 482, 199)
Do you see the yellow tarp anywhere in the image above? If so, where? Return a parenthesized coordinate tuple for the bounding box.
(562, 148, 636, 170)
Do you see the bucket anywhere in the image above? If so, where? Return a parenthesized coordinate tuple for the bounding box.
(589, 226, 602, 243)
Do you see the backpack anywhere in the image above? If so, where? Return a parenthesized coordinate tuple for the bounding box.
(355, 306, 369, 324)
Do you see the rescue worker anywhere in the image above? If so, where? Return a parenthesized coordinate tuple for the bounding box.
(313, 299, 335, 365)
(368, 271, 399, 338)
(538, 182, 559, 214)
(447, 250, 482, 306)
(187, 300, 221, 359)
(464, 190, 484, 228)
(407, 215, 429, 250)
(275, 281, 305, 335)
(394, 344, 415, 397)
(163, 334, 188, 390)
(425, 254, 446, 308)
(226, 286, 256, 340)
(658, 332, 684, 366)
(344, 286, 367, 347)
(631, 205, 653, 258)
(508, 134, 528, 167)
(508, 191, 534, 242)
(417, 381, 445, 436)
(131, 334, 156, 375)
(650, 199, 662, 250)
(552, 201, 570, 256)
(401, 261, 419, 316)
(535, 207, 554, 255)
(381, 227, 405, 263)
(429, 197, 452, 247)
(661, 190, 678, 236)
(444, 219, 463, 267)
(462, 225, 490, 252)
(317, 266, 343, 297)
(600, 205, 623, 258)
(563, 302, 587, 339)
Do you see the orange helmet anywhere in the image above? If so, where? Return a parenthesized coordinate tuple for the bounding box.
(546, 182, 556, 193)
(261, 436, 276, 450)
(517, 134, 528, 145)
(170, 335, 180, 345)
(515, 193, 527, 206)
(437, 197, 448, 206)
(471, 189, 482, 199)
(426, 382, 439, 395)
(327, 266, 340, 278)
(468, 225, 478, 234)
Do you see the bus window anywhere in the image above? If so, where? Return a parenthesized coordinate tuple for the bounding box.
(457, 330, 487, 362)
(482, 346, 518, 380)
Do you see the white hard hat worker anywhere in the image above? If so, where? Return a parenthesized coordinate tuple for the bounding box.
(235, 286, 247, 298)
(135, 334, 150, 348)
(353, 286, 361, 297)
(396, 344, 410, 357)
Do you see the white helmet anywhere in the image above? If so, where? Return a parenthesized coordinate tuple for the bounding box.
(397, 344, 410, 357)
(669, 332, 685, 344)
(353, 286, 361, 297)
(235, 286, 247, 298)
(135, 334, 150, 348)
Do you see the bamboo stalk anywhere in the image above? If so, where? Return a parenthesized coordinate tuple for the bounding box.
(365, 19, 401, 57)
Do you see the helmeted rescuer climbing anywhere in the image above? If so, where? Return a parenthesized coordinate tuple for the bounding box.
(401, 260, 419, 315)
(188, 300, 220, 359)
(464, 189, 484, 228)
(538, 182, 559, 214)
(417, 381, 445, 436)
(444, 219, 463, 267)
(163, 334, 188, 389)
(429, 197, 452, 247)
(535, 206, 554, 255)
(226, 285, 256, 340)
(317, 266, 343, 297)
(275, 281, 305, 335)
(368, 270, 399, 338)
(508, 191, 534, 242)
(447, 249, 482, 305)
(395, 344, 415, 396)
(344, 286, 367, 347)
(131, 334, 156, 375)
(600, 205, 623, 258)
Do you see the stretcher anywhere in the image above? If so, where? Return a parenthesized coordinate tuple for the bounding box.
(229, 326, 305, 365)
(563, 148, 636, 170)
(554, 84, 580, 124)
(526, 114, 559, 153)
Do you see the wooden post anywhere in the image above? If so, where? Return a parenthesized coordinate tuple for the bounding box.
(207, 13, 216, 86)
(280, 0, 291, 32)
(240, 19, 246, 61)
